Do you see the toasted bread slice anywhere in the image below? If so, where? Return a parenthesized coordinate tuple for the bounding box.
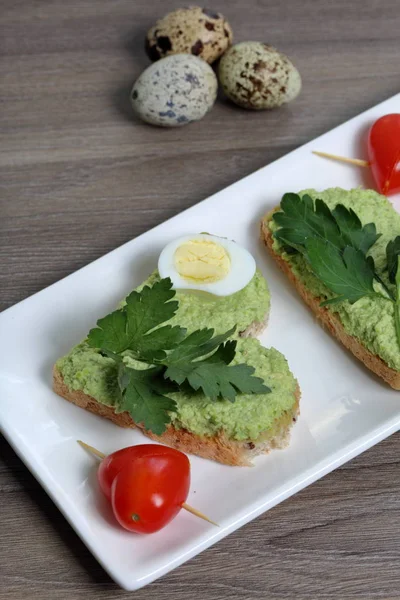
(261, 213, 400, 390)
(53, 266, 300, 466)
(53, 364, 299, 467)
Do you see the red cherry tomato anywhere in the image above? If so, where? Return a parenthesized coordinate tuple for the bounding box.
(98, 444, 177, 500)
(110, 450, 190, 534)
(368, 114, 400, 196)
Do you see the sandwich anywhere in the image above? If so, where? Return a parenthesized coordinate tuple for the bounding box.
(262, 188, 400, 389)
(54, 234, 300, 466)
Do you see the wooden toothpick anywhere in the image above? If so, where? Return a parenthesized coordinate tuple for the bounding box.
(78, 440, 105, 459)
(77, 440, 219, 527)
(312, 150, 370, 167)
(180, 503, 219, 526)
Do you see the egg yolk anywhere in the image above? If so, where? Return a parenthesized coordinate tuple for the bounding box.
(174, 240, 231, 283)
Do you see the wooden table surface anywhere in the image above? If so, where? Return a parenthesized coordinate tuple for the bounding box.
(1, 0, 399, 598)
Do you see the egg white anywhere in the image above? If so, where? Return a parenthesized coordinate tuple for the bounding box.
(158, 233, 256, 297)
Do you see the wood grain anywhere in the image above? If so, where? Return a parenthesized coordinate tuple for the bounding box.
(1, 0, 399, 597)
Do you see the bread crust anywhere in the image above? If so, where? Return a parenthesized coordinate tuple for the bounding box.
(261, 213, 400, 390)
(239, 311, 269, 338)
(53, 366, 300, 466)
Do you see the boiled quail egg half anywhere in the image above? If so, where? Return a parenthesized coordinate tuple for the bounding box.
(158, 234, 256, 296)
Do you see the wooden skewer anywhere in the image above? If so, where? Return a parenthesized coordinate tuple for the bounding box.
(77, 440, 219, 527)
(312, 151, 370, 167)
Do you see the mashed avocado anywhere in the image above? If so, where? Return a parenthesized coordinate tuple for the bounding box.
(57, 337, 297, 441)
(268, 188, 400, 370)
(57, 270, 297, 441)
(130, 269, 269, 336)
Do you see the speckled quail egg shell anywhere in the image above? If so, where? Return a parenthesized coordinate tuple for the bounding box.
(130, 54, 218, 127)
(218, 41, 302, 110)
(145, 6, 233, 64)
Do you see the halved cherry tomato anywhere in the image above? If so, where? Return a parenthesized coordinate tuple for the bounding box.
(97, 444, 190, 534)
(368, 114, 400, 196)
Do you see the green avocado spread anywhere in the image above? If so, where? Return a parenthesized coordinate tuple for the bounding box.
(56, 270, 297, 441)
(129, 269, 269, 337)
(268, 187, 400, 371)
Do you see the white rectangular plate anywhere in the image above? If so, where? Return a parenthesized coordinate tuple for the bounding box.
(1, 94, 400, 591)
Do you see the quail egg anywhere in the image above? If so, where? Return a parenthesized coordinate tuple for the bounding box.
(145, 6, 233, 64)
(218, 41, 302, 109)
(130, 54, 218, 127)
(158, 233, 256, 296)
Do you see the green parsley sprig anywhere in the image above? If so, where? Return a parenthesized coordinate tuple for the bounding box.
(386, 239, 400, 351)
(87, 278, 270, 435)
(273, 193, 400, 349)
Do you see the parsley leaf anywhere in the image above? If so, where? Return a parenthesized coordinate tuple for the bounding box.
(164, 326, 236, 365)
(273, 193, 342, 252)
(124, 278, 178, 342)
(386, 236, 400, 284)
(88, 310, 129, 354)
(137, 325, 187, 361)
(332, 204, 381, 254)
(394, 257, 400, 354)
(117, 364, 177, 435)
(167, 362, 269, 403)
(87, 278, 185, 358)
(305, 239, 377, 305)
(163, 328, 269, 402)
(165, 340, 270, 401)
(386, 242, 400, 350)
(273, 193, 392, 303)
(273, 193, 381, 257)
(205, 340, 237, 364)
